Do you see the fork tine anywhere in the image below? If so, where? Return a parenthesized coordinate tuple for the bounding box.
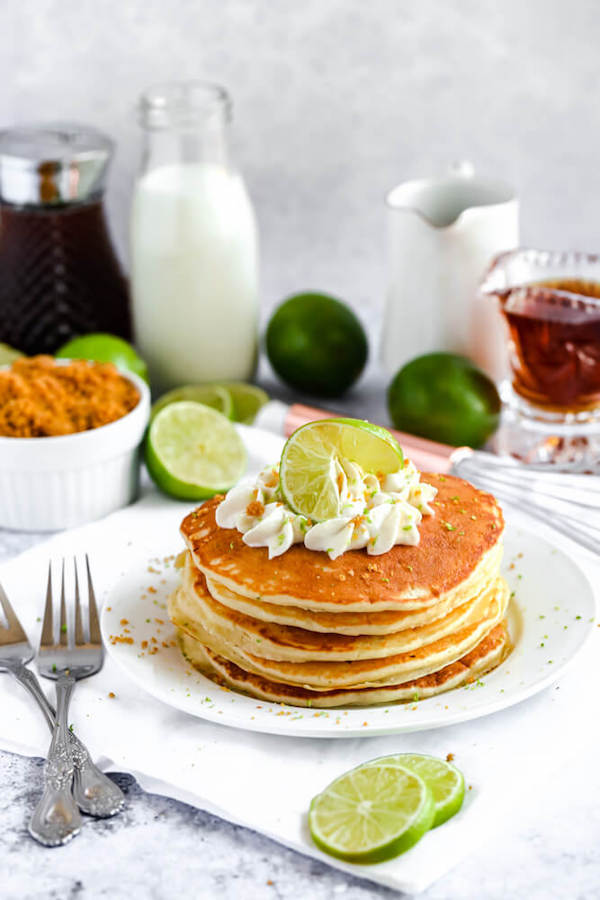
(86, 555, 101, 645)
(74, 558, 84, 646)
(40, 563, 54, 647)
(59, 559, 68, 647)
(0, 582, 28, 643)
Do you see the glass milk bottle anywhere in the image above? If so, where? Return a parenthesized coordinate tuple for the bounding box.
(130, 81, 259, 393)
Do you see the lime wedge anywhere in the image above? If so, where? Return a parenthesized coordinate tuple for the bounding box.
(309, 763, 434, 863)
(365, 754, 465, 828)
(219, 382, 269, 424)
(151, 384, 234, 422)
(145, 401, 246, 500)
(0, 343, 24, 366)
(280, 418, 404, 521)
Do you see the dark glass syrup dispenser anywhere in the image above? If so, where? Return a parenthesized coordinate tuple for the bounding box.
(0, 123, 131, 354)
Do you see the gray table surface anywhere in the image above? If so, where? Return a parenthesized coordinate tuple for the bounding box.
(1, 374, 599, 900)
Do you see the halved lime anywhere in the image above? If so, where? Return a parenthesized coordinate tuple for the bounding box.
(279, 418, 404, 521)
(151, 384, 234, 422)
(365, 754, 465, 828)
(309, 763, 434, 863)
(0, 343, 24, 366)
(145, 401, 246, 500)
(220, 382, 269, 424)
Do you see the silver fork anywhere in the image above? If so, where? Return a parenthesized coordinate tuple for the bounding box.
(0, 579, 123, 829)
(0, 581, 123, 844)
(24, 556, 124, 846)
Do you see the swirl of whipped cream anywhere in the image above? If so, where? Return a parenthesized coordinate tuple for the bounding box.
(215, 460, 437, 560)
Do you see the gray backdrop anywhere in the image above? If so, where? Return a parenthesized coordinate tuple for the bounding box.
(1, 7, 599, 897)
(2, 0, 599, 325)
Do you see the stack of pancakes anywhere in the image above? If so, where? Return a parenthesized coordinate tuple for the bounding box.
(169, 473, 511, 708)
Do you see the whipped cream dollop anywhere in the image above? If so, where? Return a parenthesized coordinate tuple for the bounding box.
(215, 459, 437, 561)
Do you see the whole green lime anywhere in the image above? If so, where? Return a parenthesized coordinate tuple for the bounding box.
(265, 292, 368, 397)
(56, 333, 149, 383)
(0, 343, 24, 366)
(387, 353, 500, 448)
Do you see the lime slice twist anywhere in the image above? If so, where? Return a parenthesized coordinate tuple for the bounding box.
(280, 418, 404, 522)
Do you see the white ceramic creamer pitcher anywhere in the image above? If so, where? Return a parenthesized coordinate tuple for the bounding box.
(381, 163, 518, 381)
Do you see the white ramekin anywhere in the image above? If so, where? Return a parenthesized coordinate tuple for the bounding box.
(0, 367, 150, 532)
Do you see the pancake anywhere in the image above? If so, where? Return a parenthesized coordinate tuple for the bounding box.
(182, 474, 504, 612)
(170, 577, 509, 689)
(179, 621, 511, 708)
(171, 467, 512, 709)
(204, 540, 502, 636)
(171, 552, 502, 662)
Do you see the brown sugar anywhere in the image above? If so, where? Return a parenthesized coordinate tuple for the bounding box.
(0, 356, 140, 437)
(246, 499, 265, 518)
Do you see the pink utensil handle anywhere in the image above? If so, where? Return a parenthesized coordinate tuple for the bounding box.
(283, 404, 456, 473)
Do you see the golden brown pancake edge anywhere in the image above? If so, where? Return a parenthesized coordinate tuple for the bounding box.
(182, 473, 504, 612)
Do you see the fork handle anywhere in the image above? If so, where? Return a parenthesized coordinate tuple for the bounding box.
(70, 738, 125, 818)
(11, 665, 55, 731)
(11, 665, 124, 818)
(29, 674, 82, 847)
(24, 677, 126, 819)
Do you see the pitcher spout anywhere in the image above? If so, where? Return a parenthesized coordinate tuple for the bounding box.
(385, 165, 516, 230)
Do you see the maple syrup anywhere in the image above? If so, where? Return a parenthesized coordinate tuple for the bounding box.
(480, 252, 600, 468)
(499, 278, 600, 411)
(0, 124, 131, 355)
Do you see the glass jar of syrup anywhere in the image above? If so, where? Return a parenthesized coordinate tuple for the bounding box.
(0, 124, 131, 355)
(481, 250, 600, 468)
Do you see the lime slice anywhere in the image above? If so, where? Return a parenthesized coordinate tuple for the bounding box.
(219, 382, 269, 424)
(365, 754, 465, 828)
(280, 418, 404, 521)
(151, 384, 234, 422)
(145, 401, 246, 500)
(0, 343, 24, 366)
(309, 763, 434, 863)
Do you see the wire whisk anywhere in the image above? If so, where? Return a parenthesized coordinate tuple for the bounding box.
(451, 448, 600, 556)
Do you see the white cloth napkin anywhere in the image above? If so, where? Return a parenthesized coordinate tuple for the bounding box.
(0, 426, 598, 894)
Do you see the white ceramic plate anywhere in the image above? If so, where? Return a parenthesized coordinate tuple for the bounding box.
(101, 521, 596, 739)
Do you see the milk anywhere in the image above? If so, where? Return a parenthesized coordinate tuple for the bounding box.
(130, 163, 259, 393)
